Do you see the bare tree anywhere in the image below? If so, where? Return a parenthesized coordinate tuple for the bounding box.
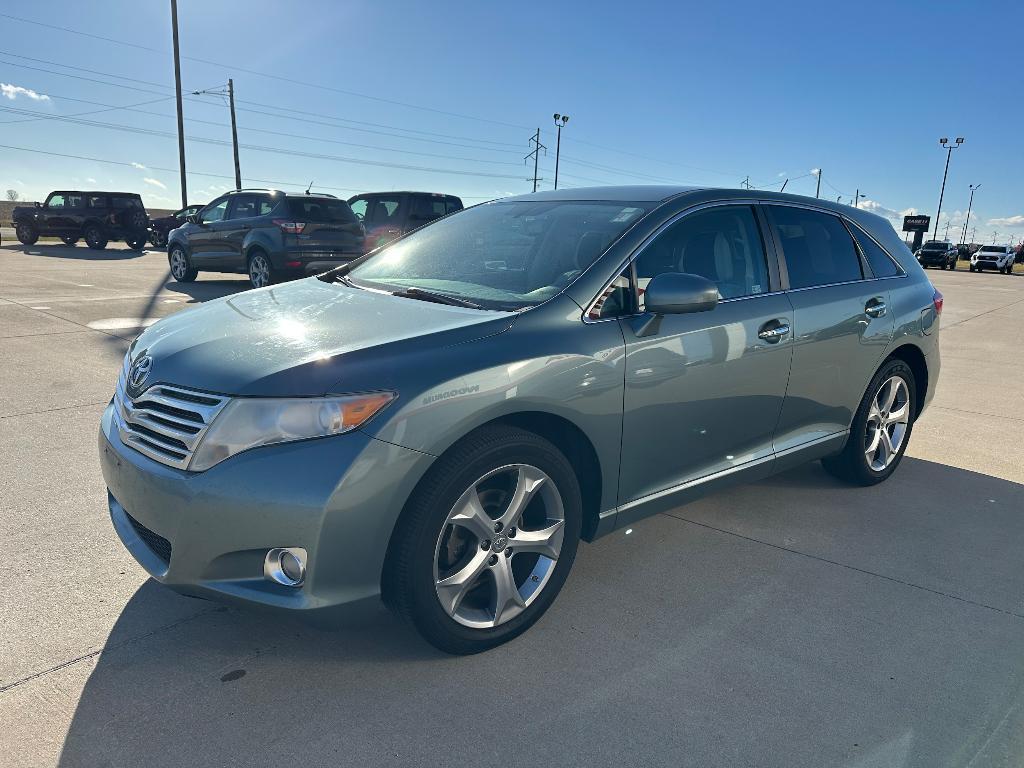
(4, 189, 19, 202)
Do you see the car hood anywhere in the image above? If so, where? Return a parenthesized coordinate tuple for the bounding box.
(130, 279, 516, 396)
(11, 205, 34, 219)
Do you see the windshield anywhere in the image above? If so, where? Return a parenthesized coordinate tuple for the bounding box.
(346, 200, 650, 310)
(922, 243, 947, 251)
(979, 245, 1004, 252)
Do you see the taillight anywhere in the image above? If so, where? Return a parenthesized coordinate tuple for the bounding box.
(273, 219, 305, 234)
(932, 287, 944, 315)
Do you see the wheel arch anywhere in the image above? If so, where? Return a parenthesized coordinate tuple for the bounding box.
(885, 343, 928, 419)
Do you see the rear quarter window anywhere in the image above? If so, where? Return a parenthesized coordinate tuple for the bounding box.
(851, 226, 902, 278)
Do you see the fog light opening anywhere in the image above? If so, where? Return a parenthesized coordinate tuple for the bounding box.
(264, 547, 307, 587)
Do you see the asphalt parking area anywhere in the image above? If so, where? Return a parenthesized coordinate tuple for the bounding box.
(2, 243, 1023, 767)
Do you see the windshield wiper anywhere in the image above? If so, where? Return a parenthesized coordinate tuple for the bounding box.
(390, 286, 482, 309)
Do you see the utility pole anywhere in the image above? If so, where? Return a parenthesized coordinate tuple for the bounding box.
(193, 81, 242, 190)
(836, 195, 842, 204)
(854, 188, 861, 208)
(553, 114, 569, 190)
(971, 226, 977, 243)
(815, 169, 821, 198)
(170, 0, 187, 207)
(960, 183, 980, 246)
(741, 176, 752, 189)
(228, 79, 241, 190)
(524, 128, 546, 193)
(933, 137, 964, 243)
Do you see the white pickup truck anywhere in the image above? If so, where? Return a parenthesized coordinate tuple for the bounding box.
(970, 245, 1016, 274)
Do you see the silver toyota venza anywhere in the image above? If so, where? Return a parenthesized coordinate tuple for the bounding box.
(100, 186, 942, 654)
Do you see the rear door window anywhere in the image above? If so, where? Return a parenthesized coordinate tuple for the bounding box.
(287, 197, 358, 223)
(446, 197, 463, 214)
(111, 196, 141, 209)
(227, 194, 266, 219)
(87, 194, 108, 209)
(767, 206, 863, 289)
(412, 195, 447, 221)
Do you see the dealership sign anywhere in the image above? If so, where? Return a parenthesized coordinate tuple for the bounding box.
(902, 215, 931, 232)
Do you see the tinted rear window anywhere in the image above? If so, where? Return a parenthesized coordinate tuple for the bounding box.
(768, 206, 863, 289)
(287, 198, 357, 223)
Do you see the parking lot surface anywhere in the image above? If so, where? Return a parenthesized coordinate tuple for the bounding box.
(2, 242, 1023, 767)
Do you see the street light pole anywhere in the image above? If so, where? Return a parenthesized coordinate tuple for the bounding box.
(961, 183, 980, 246)
(854, 189, 865, 208)
(815, 169, 821, 198)
(933, 137, 964, 243)
(553, 113, 569, 190)
(170, 0, 187, 208)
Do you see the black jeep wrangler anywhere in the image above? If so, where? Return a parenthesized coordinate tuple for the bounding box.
(11, 191, 150, 250)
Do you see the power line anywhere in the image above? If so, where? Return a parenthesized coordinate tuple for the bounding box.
(0, 53, 526, 153)
(0, 143, 497, 200)
(0, 106, 532, 180)
(0, 13, 530, 130)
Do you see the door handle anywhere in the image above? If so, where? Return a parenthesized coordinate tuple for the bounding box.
(864, 298, 887, 318)
(757, 320, 790, 343)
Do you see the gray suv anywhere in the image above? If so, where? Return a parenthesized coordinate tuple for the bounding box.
(100, 186, 941, 654)
(167, 189, 365, 288)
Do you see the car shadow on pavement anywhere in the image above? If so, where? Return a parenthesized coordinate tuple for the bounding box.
(162, 277, 251, 304)
(54, 457, 1024, 767)
(2, 243, 149, 261)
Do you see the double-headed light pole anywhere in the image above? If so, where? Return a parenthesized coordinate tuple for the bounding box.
(933, 137, 964, 243)
(552, 113, 569, 190)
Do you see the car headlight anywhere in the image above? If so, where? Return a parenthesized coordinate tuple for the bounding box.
(190, 392, 395, 471)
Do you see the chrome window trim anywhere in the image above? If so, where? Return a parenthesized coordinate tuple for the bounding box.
(582, 198, 772, 324)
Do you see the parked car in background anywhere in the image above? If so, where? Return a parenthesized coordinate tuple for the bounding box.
(11, 190, 149, 250)
(970, 244, 1016, 274)
(915, 240, 957, 270)
(101, 186, 940, 654)
(149, 204, 204, 248)
(167, 189, 365, 289)
(347, 191, 463, 251)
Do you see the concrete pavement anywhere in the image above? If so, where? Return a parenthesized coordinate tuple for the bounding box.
(1, 242, 1023, 767)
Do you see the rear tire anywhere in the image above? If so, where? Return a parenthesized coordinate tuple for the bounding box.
(15, 223, 38, 245)
(383, 425, 582, 655)
(247, 250, 277, 289)
(126, 236, 146, 251)
(84, 225, 108, 250)
(822, 358, 916, 486)
(168, 244, 198, 282)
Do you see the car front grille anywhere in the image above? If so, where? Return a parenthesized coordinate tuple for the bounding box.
(113, 369, 229, 470)
(124, 510, 172, 564)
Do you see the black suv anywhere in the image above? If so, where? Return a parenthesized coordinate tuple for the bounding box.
(167, 189, 365, 288)
(347, 191, 463, 251)
(149, 204, 204, 248)
(915, 240, 957, 270)
(12, 191, 150, 250)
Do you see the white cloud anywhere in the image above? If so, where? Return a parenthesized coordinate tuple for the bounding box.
(810, 168, 821, 176)
(1, 83, 50, 101)
(987, 215, 1024, 228)
(131, 162, 147, 170)
(86, 177, 96, 183)
(143, 177, 167, 190)
(777, 171, 786, 178)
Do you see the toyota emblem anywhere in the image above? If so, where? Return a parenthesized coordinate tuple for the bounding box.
(128, 355, 153, 391)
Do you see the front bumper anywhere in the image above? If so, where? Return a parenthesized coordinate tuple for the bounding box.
(99, 401, 434, 624)
(918, 257, 949, 266)
(972, 261, 1005, 270)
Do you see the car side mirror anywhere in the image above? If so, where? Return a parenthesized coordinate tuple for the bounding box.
(34, 201, 41, 208)
(634, 272, 719, 337)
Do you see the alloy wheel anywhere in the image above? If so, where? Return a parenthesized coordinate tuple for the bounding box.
(249, 254, 270, 288)
(433, 464, 566, 629)
(170, 248, 188, 279)
(864, 376, 910, 471)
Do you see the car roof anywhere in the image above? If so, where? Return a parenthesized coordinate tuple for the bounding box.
(50, 190, 141, 196)
(349, 191, 462, 198)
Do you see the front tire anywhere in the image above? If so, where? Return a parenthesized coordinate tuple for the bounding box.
(384, 425, 582, 654)
(822, 358, 916, 486)
(15, 222, 38, 245)
(168, 244, 198, 282)
(60, 235, 79, 246)
(84, 225, 108, 250)
(126, 235, 146, 251)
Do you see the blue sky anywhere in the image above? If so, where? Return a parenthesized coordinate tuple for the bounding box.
(1, 0, 1021, 243)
